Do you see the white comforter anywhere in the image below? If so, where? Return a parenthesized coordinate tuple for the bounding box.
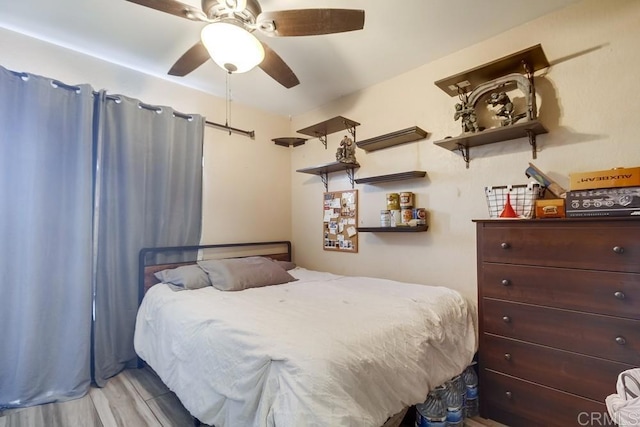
(134, 268, 477, 427)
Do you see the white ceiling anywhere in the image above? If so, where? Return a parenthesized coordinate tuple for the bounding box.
(0, 0, 580, 117)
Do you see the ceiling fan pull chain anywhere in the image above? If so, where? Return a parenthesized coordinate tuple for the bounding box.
(226, 71, 232, 135)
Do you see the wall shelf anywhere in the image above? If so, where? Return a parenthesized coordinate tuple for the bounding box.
(354, 170, 426, 185)
(434, 44, 549, 96)
(356, 126, 428, 152)
(433, 44, 550, 168)
(297, 116, 360, 149)
(296, 161, 360, 192)
(272, 137, 307, 147)
(358, 225, 428, 233)
(434, 120, 547, 168)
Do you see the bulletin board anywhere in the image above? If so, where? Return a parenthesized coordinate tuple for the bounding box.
(323, 190, 358, 253)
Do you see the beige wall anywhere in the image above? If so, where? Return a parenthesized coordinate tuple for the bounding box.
(0, 28, 292, 244)
(290, 0, 640, 302)
(2, 0, 638, 303)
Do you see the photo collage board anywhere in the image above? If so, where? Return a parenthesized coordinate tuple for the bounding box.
(323, 190, 358, 253)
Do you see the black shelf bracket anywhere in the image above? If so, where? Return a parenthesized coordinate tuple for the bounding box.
(320, 172, 329, 192)
(457, 143, 470, 169)
(317, 133, 328, 149)
(344, 120, 357, 141)
(526, 129, 538, 159)
(346, 167, 356, 189)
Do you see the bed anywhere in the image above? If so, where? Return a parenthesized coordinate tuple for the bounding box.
(134, 241, 477, 427)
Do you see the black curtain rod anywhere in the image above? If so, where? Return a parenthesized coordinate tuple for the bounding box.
(97, 92, 255, 139)
(205, 120, 255, 139)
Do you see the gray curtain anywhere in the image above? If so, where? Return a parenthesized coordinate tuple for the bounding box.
(0, 65, 204, 406)
(0, 67, 94, 407)
(92, 93, 204, 386)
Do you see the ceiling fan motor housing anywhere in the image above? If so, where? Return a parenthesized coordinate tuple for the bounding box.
(202, 0, 261, 23)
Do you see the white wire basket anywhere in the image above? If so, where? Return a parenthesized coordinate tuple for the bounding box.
(485, 183, 543, 219)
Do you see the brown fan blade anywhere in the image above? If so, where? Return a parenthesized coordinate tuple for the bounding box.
(168, 42, 211, 76)
(125, 0, 207, 21)
(257, 9, 364, 37)
(258, 42, 299, 89)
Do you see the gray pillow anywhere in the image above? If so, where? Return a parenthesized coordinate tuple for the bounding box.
(274, 260, 297, 271)
(154, 264, 211, 290)
(198, 256, 296, 291)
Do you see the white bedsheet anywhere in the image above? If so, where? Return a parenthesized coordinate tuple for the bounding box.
(134, 268, 477, 427)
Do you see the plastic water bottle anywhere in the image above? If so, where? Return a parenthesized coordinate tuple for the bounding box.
(415, 386, 447, 427)
(451, 375, 467, 419)
(443, 379, 464, 426)
(462, 363, 479, 418)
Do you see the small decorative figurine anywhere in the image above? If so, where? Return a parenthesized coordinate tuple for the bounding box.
(487, 91, 527, 127)
(454, 101, 479, 133)
(336, 135, 357, 164)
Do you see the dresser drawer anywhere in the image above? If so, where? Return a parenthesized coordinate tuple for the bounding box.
(483, 369, 606, 427)
(481, 263, 640, 319)
(483, 298, 640, 365)
(478, 222, 640, 272)
(481, 334, 631, 402)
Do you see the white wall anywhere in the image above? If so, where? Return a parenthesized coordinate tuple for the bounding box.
(290, 0, 640, 302)
(0, 28, 293, 244)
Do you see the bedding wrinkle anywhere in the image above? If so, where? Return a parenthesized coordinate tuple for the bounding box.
(134, 268, 477, 427)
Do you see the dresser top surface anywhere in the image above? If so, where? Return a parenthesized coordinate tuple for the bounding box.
(473, 217, 640, 224)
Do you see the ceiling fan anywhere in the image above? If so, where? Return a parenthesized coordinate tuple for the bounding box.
(126, 0, 365, 89)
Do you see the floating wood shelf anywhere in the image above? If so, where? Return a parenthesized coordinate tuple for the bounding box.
(358, 225, 428, 233)
(296, 161, 360, 191)
(435, 44, 550, 96)
(354, 171, 426, 185)
(356, 126, 428, 152)
(272, 137, 307, 147)
(297, 116, 360, 149)
(434, 120, 547, 168)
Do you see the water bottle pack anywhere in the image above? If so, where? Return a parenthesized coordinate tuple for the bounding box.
(415, 363, 479, 427)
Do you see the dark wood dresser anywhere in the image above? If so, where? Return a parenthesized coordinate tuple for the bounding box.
(475, 218, 640, 426)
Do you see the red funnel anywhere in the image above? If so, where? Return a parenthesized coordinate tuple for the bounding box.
(499, 193, 518, 218)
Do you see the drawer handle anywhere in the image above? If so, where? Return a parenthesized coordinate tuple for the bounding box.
(616, 336, 627, 345)
(613, 246, 625, 254)
(500, 242, 511, 250)
(504, 353, 512, 361)
(505, 391, 513, 399)
(614, 291, 626, 300)
(501, 279, 511, 286)
(502, 316, 511, 323)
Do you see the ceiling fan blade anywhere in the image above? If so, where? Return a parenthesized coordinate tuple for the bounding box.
(257, 9, 365, 37)
(168, 41, 211, 76)
(258, 42, 299, 89)
(125, 0, 207, 21)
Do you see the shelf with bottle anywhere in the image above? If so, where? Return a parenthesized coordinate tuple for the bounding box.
(357, 225, 428, 233)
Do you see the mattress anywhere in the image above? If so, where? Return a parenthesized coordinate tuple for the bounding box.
(134, 267, 477, 427)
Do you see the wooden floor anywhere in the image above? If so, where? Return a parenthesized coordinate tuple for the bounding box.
(0, 367, 505, 427)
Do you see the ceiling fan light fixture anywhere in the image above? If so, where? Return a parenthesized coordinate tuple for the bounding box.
(201, 22, 265, 74)
(224, 0, 247, 12)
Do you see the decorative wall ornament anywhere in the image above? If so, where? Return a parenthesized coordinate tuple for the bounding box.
(335, 135, 357, 164)
(452, 72, 534, 134)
